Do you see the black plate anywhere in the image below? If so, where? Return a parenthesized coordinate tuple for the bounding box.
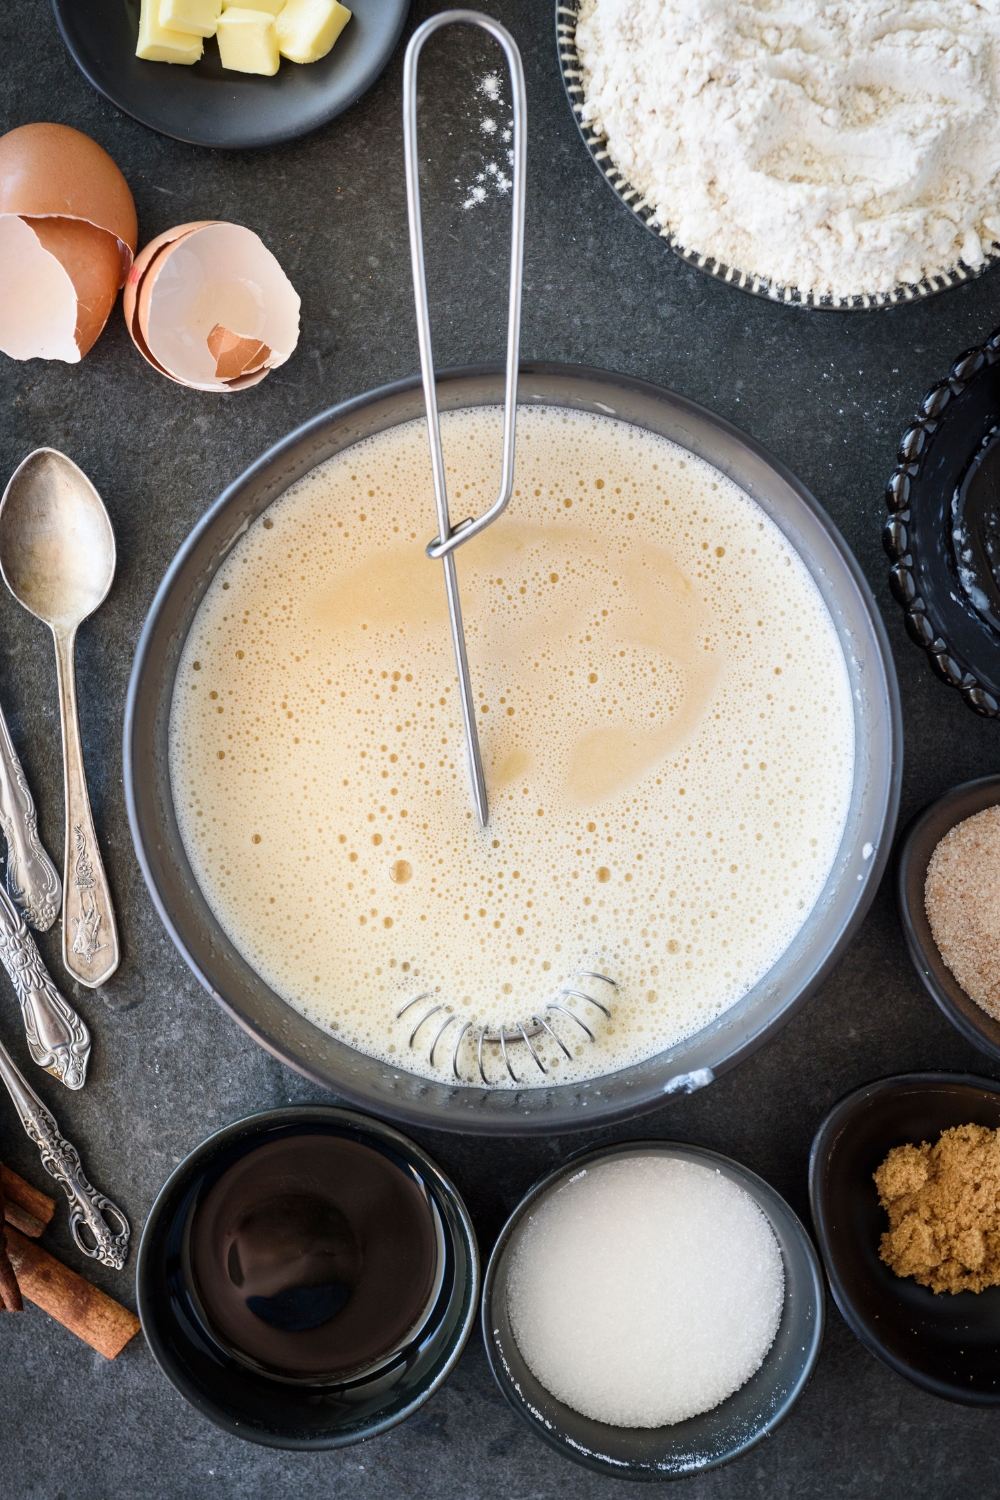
(810, 1073, 1000, 1405)
(883, 327, 1000, 717)
(896, 776, 1000, 1063)
(51, 0, 410, 150)
(137, 1106, 479, 1448)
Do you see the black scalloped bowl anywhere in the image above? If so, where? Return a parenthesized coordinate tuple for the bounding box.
(810, 1073, 1000, 1405)
(883, 328, 1000, 716)
(555, 0, 999, 312)
(896, 776, 1000, 1062)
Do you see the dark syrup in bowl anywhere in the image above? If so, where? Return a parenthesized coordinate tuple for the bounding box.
(186, 1133, 444, 1383)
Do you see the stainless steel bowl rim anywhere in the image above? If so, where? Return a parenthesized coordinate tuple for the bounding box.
(124, 361, 902, 1135)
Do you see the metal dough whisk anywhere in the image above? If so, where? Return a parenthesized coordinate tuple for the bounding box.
(403, 8, 526, 831)
(397, 972, 617, 1085)
(402, 14, 615, 1083)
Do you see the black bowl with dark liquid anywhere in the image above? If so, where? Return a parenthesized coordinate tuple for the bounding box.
(136, 1107, 478, 1448)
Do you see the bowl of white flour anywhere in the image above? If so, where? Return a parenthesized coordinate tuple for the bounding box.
(559, 0, 1000, 309)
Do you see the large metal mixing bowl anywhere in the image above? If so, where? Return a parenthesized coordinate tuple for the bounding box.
(124, 364, 901, 1134)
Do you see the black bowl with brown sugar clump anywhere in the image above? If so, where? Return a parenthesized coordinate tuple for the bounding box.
(896, 774, 1000, 1063)
(810, 1073, 1000, 1405)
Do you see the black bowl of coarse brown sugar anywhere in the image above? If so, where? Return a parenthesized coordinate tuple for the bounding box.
(810, 1072, 1000, 1404)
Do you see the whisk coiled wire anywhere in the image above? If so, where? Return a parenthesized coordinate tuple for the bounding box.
(397, 971, 617, 1084)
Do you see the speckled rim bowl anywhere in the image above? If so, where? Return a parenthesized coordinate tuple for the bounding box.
(809, 1073, 1000, 1405)
(481, 1140, 825, 1480)
(896, 775, 1000, 1062)
(555, 0, 1000, 311)
(124, 362, 900, 1136)
(136, 1105, 479, 1449)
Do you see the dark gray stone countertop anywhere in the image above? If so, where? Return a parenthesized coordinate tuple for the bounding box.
(3, 2, 1000, 1495)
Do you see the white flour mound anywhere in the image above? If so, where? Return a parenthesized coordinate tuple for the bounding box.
(575, 0, 1000, 297)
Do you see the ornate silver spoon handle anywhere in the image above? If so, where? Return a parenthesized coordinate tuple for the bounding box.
(0, 883, 89, 1089)
(54, 626, 119, 988)
(0, 1033, 128, 1269)
(0, 703, 61, 931)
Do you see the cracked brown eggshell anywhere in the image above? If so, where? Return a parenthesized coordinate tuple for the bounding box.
(124, 220, 300, 392)
(0, 123, 138, 363)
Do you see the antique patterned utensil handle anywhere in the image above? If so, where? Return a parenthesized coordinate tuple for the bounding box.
(53, 625, 119, 988)
(0, 883, 89, 1088)
(0, 704, 61, 931)
(0, 1034, 128, 1269)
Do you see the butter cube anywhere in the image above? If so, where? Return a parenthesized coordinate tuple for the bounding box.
(222, 0, 284, 12)
(137, 0, 204, 62)
(276, 0, 351, 64)
(159, 0, 222, 37)
(216, 7, 280, 73)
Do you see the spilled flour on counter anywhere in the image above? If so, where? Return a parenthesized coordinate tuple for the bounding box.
(575, 0, 1000, 297)
(462, 71, 514, 208)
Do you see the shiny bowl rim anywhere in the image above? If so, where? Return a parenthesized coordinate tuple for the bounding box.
(124, 360, 901, 1135)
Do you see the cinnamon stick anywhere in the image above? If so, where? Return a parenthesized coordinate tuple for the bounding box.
(1, 1163, 55, 1238)
(0, 1174, 23, 1311)
(4, 1226, 140, 1358)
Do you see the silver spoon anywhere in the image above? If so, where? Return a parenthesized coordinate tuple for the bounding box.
(0, 702, 61, 931)
(0, 450, 119, 988)
(0, 1028, 128, 1268)
(0, 882, 90, 1088)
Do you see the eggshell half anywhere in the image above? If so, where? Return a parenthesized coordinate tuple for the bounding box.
(0, 123, 138, 363)
(123, 221, 216, 380)
(27, 218, 124, 358)
(127, 221, 300, 392)
(0, 123, 138, 279)
(0, 214, 79, 362)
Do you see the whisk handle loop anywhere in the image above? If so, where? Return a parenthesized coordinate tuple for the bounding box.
(403, 10, 527, 558)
